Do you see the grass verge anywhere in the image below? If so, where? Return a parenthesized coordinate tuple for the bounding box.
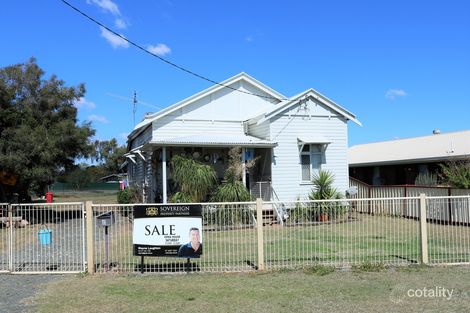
(32, 266, 470, 313)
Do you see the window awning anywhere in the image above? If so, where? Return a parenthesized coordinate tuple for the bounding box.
(297, 136, 331, 145)
(297, 136, 331, 153)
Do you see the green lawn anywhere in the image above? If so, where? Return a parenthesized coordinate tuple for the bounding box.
(53, 191, 119, 204)
(31, 266, 470, 313)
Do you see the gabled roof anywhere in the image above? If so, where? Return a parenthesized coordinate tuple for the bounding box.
(349, 130, 470, 166)
(249, 88, 361, 126)
(128, 72, 286, 140)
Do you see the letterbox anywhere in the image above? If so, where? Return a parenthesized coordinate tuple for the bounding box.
(97, 211, 115, 227)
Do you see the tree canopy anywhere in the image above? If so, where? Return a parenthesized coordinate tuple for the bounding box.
(0, 58, 95, 201)
(90, 138, 127, 174)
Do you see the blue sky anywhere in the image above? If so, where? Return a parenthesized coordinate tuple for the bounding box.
(1, 0, 469, 147)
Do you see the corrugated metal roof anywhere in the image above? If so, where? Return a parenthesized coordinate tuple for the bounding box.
(149, 133, 277, 147)
(349, 130, 470, 166)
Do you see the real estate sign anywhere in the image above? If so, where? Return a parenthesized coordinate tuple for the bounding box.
(133, 204, 202, 257)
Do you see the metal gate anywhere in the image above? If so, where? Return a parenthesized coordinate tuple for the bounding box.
(0, 202, 86, 274)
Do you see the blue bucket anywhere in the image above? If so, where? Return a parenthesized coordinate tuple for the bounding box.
(38, 229, 52, 245)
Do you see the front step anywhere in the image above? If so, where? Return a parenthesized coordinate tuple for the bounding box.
(261, 203, 278, 225)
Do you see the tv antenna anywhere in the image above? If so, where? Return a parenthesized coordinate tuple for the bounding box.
(133, 91, 137, 126)
(106, 92, 163, 126)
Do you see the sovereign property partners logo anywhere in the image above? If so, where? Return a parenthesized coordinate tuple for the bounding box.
(389, 285, 468, 304)
(146, 207, 159, 216)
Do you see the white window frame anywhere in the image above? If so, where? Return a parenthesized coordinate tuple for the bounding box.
(300, 144, 323, 183)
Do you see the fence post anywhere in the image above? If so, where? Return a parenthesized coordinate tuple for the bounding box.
(256, 198, 265, 271)
(8, 204, 13, 272)
(85, 201, 95, 274)
(447, 188, 452, 224)
(419, 194, 429, 265)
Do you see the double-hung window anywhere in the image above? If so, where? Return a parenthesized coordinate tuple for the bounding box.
(300, 144, 322, 182)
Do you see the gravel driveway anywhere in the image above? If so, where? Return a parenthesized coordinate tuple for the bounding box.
(0, 274, 63, 313)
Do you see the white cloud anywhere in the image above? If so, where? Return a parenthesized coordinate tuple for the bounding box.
(100, 27, 129, 48)
(87, 0, 120, 16)
(88, 114, 109, 124)
(147, 43, 171, 56)
(74, 97, 96, 110)
(245, 35, 254, 42)
(385, 89, 407, 100)
(114, 18, 127, 29)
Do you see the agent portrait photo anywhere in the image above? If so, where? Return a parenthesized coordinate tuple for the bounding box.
(178, 227, 202, 258)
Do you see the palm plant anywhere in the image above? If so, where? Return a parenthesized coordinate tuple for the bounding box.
(210, 147, 253, 202)
(209, 147, 254, 226)
(171, 155, 217, 203)
(309, 170, 341, 200)
(308, 170, 344, 220)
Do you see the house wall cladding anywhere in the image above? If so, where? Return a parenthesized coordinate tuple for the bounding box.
(247, 120, 270, 140)
(131, 125, 152, 149)
(164, 80, 278, 121)
(269, 100, 348, 201)
(153, 117, 245, 139)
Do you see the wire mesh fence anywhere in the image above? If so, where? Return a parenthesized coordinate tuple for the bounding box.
(427, 196, 470, 264)
(7, 203, 85, 273)
(92, 202, 258, 273)
(1, 195, 469, 274)
(264, 198, 422, 269)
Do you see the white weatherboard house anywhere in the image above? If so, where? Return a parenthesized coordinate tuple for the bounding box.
(126, 73, 361, 203)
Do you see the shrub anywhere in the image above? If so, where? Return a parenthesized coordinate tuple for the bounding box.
(439, 158, 470, 189)
(210, 181, 253, 202)
(352, 262, 386, 272)
(170, 192, 193, 203)
(117, 188, 140, 204)
(303, 264, 335, 276)
(414, 172, 438, 186)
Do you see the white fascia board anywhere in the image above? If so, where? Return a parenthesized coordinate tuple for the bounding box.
(256, 89, 362, 126)
(127, 124, 152, 144)
(307, 88, 362, 126)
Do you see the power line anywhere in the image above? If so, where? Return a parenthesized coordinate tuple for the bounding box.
(60, 0, 288, 101)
